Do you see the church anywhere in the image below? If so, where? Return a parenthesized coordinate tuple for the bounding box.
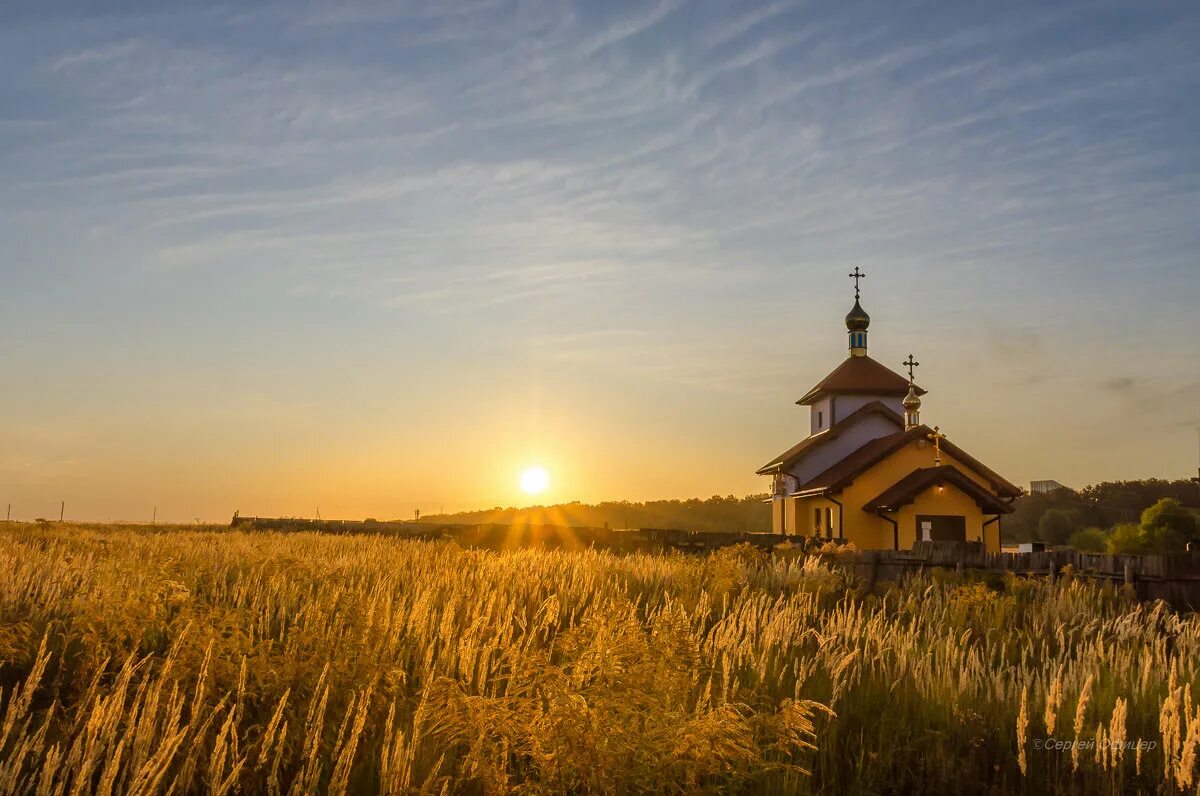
(757, 270, 1021, 551)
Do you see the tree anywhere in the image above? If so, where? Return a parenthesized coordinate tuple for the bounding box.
(1067, 526, 1108, 553)
(1004, 488, 1085, 542)
(1003, 478, 1200, 544)
(411, 494, 775, 532)
(1138, 498, 1195, 553)
(1037, 509, 1078, 545)
(1106, 523, 1145, 555)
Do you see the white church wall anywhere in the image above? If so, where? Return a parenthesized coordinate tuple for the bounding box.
(809, 396, 833, 435)
(788, 413, 902, 486)
(834, 394, 905, 420)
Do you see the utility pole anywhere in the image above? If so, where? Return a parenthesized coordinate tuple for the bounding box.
(5, 504, 9, 522)
(1192, 427, 1200, 504)
(59, 501, 64, 522)
(152, 506, 157, 525)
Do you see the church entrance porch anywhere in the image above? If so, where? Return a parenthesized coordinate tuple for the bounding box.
(915, 514, 966, 543)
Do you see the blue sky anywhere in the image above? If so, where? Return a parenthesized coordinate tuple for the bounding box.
(1, 0, 1198, 521)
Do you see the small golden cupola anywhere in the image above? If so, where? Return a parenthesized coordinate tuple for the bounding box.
(902, 354, 921, 430)
(845, 267, 870, 357)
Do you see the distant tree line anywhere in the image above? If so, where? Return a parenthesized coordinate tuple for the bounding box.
(414, 494, 773, 533)
(1003, 479, 1200, 554)
(417, 479, 1200, 551)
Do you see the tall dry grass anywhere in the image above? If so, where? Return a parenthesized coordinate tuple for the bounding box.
(0, 525, 1198, 793)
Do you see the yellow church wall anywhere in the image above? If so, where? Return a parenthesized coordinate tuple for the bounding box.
(801, 438, 1004, 552)
(774, 494, 844, 537)
(848, 439, 995, 498)
(786, 495, 801, 535)
(891, 487, 991, 549)
(771, 497, 797, 535)
(773, 439, 1006, 551)
(843, 512, 896, 550)
(776, 497, 793, 535)
(841, 440, 1001, 552)
(799, 495, 840, 538)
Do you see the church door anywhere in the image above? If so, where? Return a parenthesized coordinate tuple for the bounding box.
(915, 515, 966, 543)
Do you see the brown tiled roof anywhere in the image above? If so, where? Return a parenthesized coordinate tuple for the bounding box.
(939, 438, 1023, 498)
(756, 401, 903, 475)
(792, 424, 1023, 499)
(863, 465, 1014, 514)
(793, 428, 919, 494)
(797, 356, 925, 406)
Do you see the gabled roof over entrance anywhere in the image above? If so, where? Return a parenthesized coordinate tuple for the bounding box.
(791, 424, 1024, 499)
(797, 355, 924, 406)
(863, 465, 1014, 514)
(756, 400, 903, 475)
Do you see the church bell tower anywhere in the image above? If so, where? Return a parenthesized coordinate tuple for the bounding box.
(846, 267, 870, 357)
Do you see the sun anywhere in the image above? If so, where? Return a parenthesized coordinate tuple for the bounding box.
(519, 466, 550, 496)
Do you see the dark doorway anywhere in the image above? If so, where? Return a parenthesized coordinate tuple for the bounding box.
(915, 515, 966, 543)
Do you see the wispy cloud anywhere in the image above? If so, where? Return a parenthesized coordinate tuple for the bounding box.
(50, 39, 143, 72)
(581, 0, 684, 55)
(2, 0, 1199, 509)
(704, 1, 799, 48)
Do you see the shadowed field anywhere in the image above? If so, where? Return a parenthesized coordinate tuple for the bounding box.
(1, 525, 1198, 794)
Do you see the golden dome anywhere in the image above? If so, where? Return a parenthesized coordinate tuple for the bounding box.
(902, 383, 922, 410)
(845, 299, 870, 332)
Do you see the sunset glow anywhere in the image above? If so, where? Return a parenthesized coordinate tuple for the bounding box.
(3, 2, 1200, 792)
(0, 2, 1196, 526)
(520, 467, 550, 496)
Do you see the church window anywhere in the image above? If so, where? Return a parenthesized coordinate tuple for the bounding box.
(818, 410, 823, 428)
(813, 508, 821, 531)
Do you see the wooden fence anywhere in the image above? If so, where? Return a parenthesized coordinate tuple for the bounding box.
(844, 541, 1200, 609)
(229, 517, 1200, 609)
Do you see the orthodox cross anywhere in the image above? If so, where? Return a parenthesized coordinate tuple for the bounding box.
(903, 354, 919, 382)
(848, 266, 866, 299)
(927, 425, 946, 466)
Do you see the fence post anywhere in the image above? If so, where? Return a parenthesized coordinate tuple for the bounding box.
(864, 551, 880, 596)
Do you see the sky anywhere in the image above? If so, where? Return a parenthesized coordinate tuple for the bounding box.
(1, 0, 1198, 523)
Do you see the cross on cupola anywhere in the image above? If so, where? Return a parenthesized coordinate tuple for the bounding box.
(902, 354, 922, 430)
(844, 268, 870, 357)
(848, 267, 866, 298)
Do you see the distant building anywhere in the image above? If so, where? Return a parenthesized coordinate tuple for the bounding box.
(757, 272, 1021, 551)
(1029, 480, 1070, 494)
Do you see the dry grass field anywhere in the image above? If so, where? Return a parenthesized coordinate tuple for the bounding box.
(1, 524, 1199, 794)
